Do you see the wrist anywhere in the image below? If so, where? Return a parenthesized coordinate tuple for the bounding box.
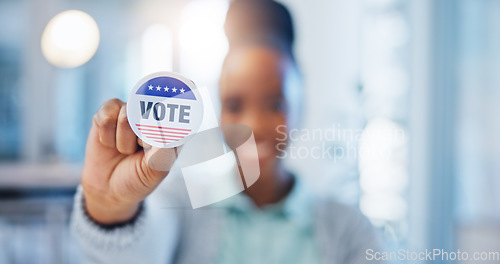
(83, 193, 141, 225)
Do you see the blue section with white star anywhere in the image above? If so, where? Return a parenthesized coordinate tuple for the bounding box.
(135, 76, 196, 100)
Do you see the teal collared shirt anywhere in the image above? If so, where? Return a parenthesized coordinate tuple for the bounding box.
(214, 180, 321, 264)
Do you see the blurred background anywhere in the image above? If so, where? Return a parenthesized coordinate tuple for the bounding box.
(0, 0, 499, 263)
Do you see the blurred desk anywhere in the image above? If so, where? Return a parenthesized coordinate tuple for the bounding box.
(0, 162, 83, 264)
(0, 162, 81, 189)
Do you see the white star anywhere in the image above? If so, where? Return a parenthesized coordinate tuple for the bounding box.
(172, 87, 177, 93)
(148, 85, 153, 90)
(164, 86, 169, 92)
(156, 86, 161, 91)
(180, 88, 185, 93)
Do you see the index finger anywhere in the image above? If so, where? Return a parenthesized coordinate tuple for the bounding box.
(116, 104, 138, 155)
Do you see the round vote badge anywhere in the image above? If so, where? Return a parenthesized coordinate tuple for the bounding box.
(127, 72, 203, 148)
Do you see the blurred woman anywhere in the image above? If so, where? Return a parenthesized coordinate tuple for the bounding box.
(70, 1, 383, 263)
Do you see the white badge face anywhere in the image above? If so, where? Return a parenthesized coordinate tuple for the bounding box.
(127, 72, 203, 148)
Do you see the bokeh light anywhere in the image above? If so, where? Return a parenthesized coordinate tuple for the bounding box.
(41, 10, 100, 68)
(179, 0, 228, 83)
(141, 23, 173, 75)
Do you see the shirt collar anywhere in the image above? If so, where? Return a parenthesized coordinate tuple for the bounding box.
(215, 176, 313, 226)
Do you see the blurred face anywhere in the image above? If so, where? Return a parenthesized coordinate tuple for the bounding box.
(220, 46, 289, 171)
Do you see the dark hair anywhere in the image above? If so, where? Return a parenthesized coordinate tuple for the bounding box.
(224, 0, 295, 60)
(222, 0, 302, 128)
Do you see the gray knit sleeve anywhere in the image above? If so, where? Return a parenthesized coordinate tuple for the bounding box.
(70, 185, 180, 264)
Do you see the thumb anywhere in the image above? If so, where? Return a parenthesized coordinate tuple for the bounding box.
(143, 146, 178, 172)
